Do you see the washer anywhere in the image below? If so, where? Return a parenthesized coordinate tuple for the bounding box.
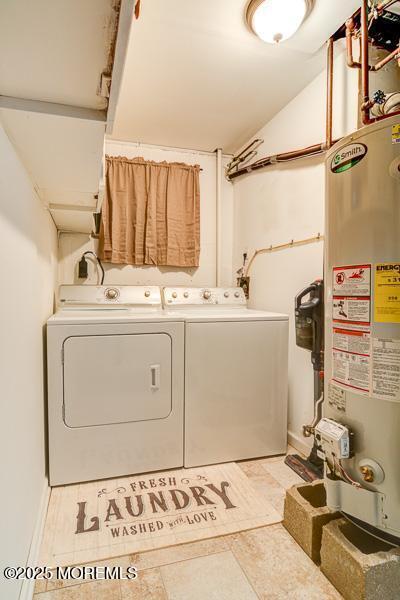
(47, 285, 184, 486)
(163, 287, 289, 467)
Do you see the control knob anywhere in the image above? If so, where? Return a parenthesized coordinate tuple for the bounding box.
(203, 290, 212, 300)
(144, 290, 151, 298)
(105, 288, 118, 300)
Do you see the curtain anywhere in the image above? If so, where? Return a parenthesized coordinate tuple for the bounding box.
(99, 155, 200, 267)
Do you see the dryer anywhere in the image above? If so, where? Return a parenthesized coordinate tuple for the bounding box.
(47, 285, 184, 486)
(163, 287, 289, 467)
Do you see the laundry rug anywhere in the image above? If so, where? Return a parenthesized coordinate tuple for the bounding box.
(39, 462, 281, 567)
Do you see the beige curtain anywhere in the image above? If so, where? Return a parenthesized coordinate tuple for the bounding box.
(99, 156, 200, 267)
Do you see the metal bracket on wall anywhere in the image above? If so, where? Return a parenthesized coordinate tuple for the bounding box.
(92, 212, 101, 239)
(225, 139, 264, 179)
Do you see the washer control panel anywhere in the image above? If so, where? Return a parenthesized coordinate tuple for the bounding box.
(163, 287, 247, 305)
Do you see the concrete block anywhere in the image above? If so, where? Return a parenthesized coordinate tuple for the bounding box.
(321, 517, 400, 600)
(283, 480, 340, 564)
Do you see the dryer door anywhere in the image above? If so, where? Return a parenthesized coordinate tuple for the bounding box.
(63, 333, 172, 427)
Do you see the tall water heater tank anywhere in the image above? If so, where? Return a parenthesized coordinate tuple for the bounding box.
(323, 115, 400, 543)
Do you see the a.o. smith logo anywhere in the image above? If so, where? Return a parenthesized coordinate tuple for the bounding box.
(331, 143, 367, 173)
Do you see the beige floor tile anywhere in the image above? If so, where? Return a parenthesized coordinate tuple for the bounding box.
(34, 579, 48, 594)
(238, 459, 286, 518)
(238, 459, 278, 479)
(248, 478, 286, 518)
(228, 525, 342, 600)
(261, 459, 304, 490)
(239, 454, 286, 471)
(265, 493, 285, 518)
(237, 459, 284, 489)
(34, 579, 122, 599)
(160, 551, 258, 600)
(121, 568, 167, 599)
(129, 535, 231, 571)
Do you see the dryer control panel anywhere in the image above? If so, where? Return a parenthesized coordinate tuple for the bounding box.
(163, 287, 247, 306)
(58, 285, 162, 307)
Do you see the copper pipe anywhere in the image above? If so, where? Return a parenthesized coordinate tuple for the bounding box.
(360, 0, 400, 125)
(228, 39, 339, 181)
(345, 13, 399, 74)
(361, 0, 371, 125)
(227, 142, 336, 180)
(326, 37, 334, 148)
(375, 0, 398, 13)
(370, 45, 400, 71)
(346, 19, 362, 69)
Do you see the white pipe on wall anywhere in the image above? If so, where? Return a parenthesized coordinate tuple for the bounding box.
(216, 147, 223, 286)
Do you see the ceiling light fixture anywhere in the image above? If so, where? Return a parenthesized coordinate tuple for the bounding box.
(246, 0, 314, 44)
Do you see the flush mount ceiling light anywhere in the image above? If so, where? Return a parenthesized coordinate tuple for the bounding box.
(246, 0, 314, 44)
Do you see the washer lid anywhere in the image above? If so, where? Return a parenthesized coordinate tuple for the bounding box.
(165, 307, 288, 322)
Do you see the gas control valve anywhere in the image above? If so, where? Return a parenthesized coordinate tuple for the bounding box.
(315, 418, 351, 462)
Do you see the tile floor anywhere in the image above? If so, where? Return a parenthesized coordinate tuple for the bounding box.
(34, 448, 343, 599)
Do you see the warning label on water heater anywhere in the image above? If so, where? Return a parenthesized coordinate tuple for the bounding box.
(333, 328, 371, 355)
(328, 383, 346, 412)
(332, 265, 372, 395)
(372, 338, 400, 402)
(332, 328, 371, 395)
(333, 265, 371, 297)
(333, 297, 370, 325)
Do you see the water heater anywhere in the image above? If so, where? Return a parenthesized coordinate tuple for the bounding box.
(320, 114, 400, 543)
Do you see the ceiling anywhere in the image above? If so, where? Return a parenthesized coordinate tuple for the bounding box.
(110, 0, 361, 153)
(0, 0, 120, 110)
(0, 0, 134, 232)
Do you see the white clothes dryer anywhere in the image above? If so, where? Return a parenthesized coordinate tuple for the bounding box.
(47, 285, 184, 486)
(163, 287, 289, 468)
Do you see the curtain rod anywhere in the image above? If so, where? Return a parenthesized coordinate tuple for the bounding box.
(105, 138, 233, 159)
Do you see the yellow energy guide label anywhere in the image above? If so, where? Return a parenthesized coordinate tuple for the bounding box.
(374, 264, 400, 323)
(392, 123, 400, 144)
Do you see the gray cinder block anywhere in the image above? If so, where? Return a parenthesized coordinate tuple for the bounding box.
(283, 481, 340, 564)
(320, 517, 400, 600)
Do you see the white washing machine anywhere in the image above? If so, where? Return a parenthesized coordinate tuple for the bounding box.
(163, 287, 289, 467)
(47, 285, 184, 486)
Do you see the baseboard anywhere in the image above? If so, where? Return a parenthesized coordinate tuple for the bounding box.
(19, 481, 50, 600)
(287, 430, 313, 457)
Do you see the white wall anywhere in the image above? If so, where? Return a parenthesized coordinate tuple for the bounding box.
(233, 46, 359, 453)
(58, 140, 234, 288)
(0, 123, 58, 600)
